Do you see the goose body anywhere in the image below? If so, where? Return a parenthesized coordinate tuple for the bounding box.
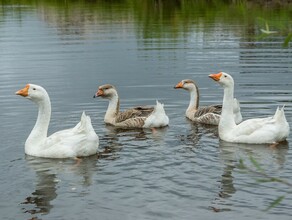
(209, 72, 289, 144)
(16, 84, 99, 158)
(94, 84, 169, 128)
(174, 79, 242, 125)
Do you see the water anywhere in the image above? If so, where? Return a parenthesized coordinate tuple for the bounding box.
(0, 1, 292, 219)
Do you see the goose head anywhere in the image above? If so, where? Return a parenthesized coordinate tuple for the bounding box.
(174, 79, 197, 91)
(209, 72, 234, 88)
(93, 84, 118, 100)
(16, 84, 48, 103)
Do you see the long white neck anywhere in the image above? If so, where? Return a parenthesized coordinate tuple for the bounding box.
(26, 95, 51, 149)
(219, 85, 236, 131)
(104, 95, 119, 124)
(187, 85, 199, 113)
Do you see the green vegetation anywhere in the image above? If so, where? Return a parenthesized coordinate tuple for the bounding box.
(0, 0, 291, 45)
(238, 156, 292, 211)
(257, 17, 292, 47)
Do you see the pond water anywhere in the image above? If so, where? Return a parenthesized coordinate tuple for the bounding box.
(0, 1, 292, 219)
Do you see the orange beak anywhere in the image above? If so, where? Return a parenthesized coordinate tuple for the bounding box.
(174, 81, 184, 89)
(16, 84, 30, 97)
(209, 72, 222, 81)
(95, 88, 104, 97)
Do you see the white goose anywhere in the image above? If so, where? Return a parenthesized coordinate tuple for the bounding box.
(209, 72, 289, 144)
(93, 84, 169, 128)
(16, 84, 99, 158)
(174, 79, 242, 125)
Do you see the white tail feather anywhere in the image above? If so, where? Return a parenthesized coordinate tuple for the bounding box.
(273, 105, 287, 123)
(73, 111, 94, 133)
(143, 100, 169, 128)
(153, 100, 166, 114)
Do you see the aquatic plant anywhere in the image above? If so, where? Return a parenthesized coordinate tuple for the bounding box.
(257, 18, 292, 47)
(238, 156, 292, 211)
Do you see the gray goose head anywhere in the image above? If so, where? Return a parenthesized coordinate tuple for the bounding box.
(174, 79, 197, 91)
(93, 84, 118, 100)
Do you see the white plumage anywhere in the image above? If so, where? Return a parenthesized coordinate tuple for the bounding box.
(16, 84, 99, 158)
(209, 72, 289, 144)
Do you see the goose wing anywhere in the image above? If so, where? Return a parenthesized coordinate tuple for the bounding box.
(40, 113, 99, 158)
(194, 105, 222, 118)
(115, 106, 154, 123)
(233, 117, 274, 137)
(195, 113, 221, 125)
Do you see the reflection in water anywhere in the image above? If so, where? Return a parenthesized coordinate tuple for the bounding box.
(210, 140, 289, 212)
(22, 171, 57, 216)
(1, 0, 290, 43)
(104, 124, 168, 142)
(21, 155, 98, 218)
(179, 119, 218, 147)
(0, 1, 291, 219)
(146, 126, 168, 143)
(105, 125, 148, 141)
(97, 125, 168, 161)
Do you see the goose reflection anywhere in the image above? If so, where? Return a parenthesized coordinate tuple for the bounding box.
(211, 140, 289, 212)
(22, 155, 98, 217)
(104, 124, 168, 143)
(179, 119, 218, 147)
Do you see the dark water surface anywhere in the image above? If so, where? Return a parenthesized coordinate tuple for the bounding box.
(0, 1, 292, 219)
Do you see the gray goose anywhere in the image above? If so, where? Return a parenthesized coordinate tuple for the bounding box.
(94, 84, 169, 128)
(174, 79, 242, 125)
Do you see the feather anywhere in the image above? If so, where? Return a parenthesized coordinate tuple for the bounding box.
(95, 84, 168, 128)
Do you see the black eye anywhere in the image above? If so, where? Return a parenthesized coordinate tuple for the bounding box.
(33, 88, 36, 90)
(224, 75, 227, 78)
